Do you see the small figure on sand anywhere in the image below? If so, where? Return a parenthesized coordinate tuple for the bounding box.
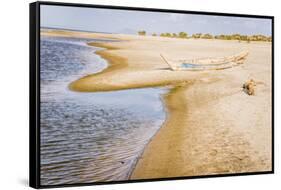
(243, 79, 257, 95)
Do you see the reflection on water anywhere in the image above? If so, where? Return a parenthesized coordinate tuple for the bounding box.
(40, 36, 166, 185)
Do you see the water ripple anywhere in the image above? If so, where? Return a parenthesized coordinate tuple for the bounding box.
(40, 35, 166, 185)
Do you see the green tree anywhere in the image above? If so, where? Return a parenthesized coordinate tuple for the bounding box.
(226, 35, 232, 40)
(165, 33, 172, 37)
(202, 33, 213, 39)
(192, 33, 202, 39)
(231, 34, 241, 40)
(178, 32, 188, 38)
(240, 35, 248, 41)
(138, 30, 146, 36)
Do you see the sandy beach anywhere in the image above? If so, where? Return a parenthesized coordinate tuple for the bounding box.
(42, 30, 272, 179)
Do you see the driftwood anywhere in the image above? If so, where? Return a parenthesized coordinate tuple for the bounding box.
(243, 79, 256, 95)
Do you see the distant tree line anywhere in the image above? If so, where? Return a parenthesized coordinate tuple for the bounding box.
(192, 33, 271, 42)
(137, 30, 271, 42)
(137, 31, 188, 39)
(160, 32, 188, 38)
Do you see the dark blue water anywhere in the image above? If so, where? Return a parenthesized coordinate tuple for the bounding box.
(40, 36, 166, 185)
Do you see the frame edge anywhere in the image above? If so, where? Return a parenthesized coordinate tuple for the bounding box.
(30, 1, 40, 189)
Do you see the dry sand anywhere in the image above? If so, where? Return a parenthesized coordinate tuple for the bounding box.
(43, 30, 272, 179)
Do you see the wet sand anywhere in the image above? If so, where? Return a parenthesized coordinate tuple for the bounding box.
(42, 29, 272, 179)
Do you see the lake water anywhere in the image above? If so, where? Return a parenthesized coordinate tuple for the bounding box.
(40, 36, 166, 185)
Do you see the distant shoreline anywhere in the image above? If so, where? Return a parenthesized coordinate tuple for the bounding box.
(41, 26, 114, 35)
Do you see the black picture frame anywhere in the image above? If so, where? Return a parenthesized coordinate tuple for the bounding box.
(30, 1, 274, 189)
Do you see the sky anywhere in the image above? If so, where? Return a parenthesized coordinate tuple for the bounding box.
(41, 5, 272, 36)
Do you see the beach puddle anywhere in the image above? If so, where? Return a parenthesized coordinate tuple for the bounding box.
(40, 36, 166, 185)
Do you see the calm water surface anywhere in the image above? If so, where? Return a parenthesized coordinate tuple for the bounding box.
(40, 36, 166, 185)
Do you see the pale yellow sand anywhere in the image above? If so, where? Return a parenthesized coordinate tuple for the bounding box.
(43, 30, 272, 179)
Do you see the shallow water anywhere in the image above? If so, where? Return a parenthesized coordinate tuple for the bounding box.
(40, 36, 166, 185)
